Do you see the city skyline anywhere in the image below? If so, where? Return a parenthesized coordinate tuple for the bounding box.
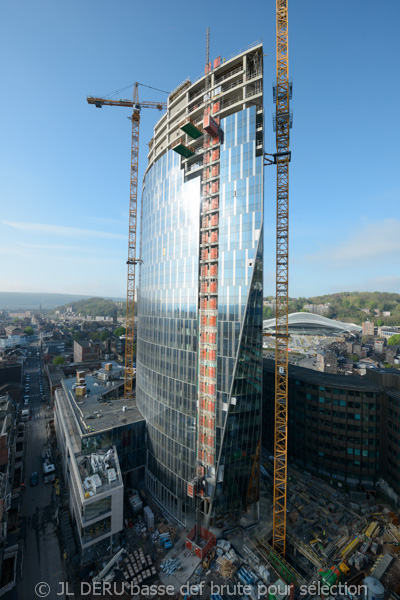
(1, 0, 399, 297)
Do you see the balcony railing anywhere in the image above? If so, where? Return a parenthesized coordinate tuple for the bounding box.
(215, 64, 243, 86)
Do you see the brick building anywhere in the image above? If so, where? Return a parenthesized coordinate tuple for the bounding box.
(362, 321, 375, 337)
(73, 340, 100, 363)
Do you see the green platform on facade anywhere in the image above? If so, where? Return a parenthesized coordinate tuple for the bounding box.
(180, 121, 203, 139)
(173, 143, 195, 158)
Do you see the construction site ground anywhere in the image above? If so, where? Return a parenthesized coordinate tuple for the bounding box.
(66, 464, 400, 599)
(158, 542, 201, 592)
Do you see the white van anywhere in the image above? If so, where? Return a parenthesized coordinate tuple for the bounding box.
(21, 409, 30, 421)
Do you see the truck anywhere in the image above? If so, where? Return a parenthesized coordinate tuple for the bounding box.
(41, 448, 56, 483)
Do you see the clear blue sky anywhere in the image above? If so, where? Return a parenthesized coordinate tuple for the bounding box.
(1, 0, 399, 299)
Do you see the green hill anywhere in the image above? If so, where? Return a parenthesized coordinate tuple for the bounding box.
(264, 292, 400, 325)
(52, 297, 126, 318)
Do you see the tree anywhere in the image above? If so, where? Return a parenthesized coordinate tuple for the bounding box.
(53, 356, 65, 365)
(24, 326, 34, 336)
(73, 332, 82, 341)
(263, 306, 273, 319)
(114, 326, 126, 337)
(12, 317, 20, 325)
(101, 331, 111, 342)
(388, 334, 400, 346)
(90, 331, 101, 341)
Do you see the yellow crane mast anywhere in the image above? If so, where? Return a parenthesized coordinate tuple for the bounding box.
(273, 0, 291, 556)
(87, 84, 167, 398)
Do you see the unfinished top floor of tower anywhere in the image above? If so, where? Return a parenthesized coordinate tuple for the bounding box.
(146, 42, 264, 172)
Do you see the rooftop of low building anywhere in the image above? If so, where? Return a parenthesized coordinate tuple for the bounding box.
(263, 358, 382, 391)
(61, 364, 143, 436)
(47, 364, 65, 386)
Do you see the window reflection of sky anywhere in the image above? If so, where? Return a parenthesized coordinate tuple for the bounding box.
(137, 106, 263, 516)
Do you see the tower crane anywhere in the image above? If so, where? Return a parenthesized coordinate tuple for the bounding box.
(273, 0, 291, 557)
(87, 83, 167, 398)
(265, 0, 292, 557)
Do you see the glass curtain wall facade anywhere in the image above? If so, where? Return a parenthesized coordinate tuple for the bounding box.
(211, 107, 263, 517)
(137, 152, 200, 523)
(137, 92, 263, 525)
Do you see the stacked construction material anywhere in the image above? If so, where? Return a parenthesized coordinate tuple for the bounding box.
(216, 556, 236, 580)
(128, 490, 143, 514)
(371, 542, 379, 554)
(365, 521, 380, 539)
(341, 536, 361, 560)
(157, 519, 177, 541)
(237, 566, 258, 586)
(121, 549, 156, 589)
(160, 558, 182, 576)
(143, 506, 154, 529)
(371, 554, 394, 580)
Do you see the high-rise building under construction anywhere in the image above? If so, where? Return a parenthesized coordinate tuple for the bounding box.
(137, 42, 264, 526)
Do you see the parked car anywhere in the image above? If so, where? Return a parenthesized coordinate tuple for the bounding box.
(30, 472, 39, 486)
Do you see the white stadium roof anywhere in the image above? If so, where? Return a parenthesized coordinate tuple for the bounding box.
(263, 312, 362, 336)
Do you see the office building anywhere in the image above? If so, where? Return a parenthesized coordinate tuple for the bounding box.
(263, 359, 400, 504)
(137, 42, 264, 525)
(54, 365, 146, 558)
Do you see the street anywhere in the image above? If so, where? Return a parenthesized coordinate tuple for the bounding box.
(17, 345, 67, 600)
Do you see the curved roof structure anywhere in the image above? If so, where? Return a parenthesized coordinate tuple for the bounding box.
(263, 312, 362, 336)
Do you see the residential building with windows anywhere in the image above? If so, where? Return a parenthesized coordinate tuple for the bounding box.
(137, 42, 264, 525)
(362, 320, 375, 337)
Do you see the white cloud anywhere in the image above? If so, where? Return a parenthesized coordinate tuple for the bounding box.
(3, 220, 126, 240)
(303, 219, 400, 267)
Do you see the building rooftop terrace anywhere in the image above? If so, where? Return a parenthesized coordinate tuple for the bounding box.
(62, 367, 144, 436)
